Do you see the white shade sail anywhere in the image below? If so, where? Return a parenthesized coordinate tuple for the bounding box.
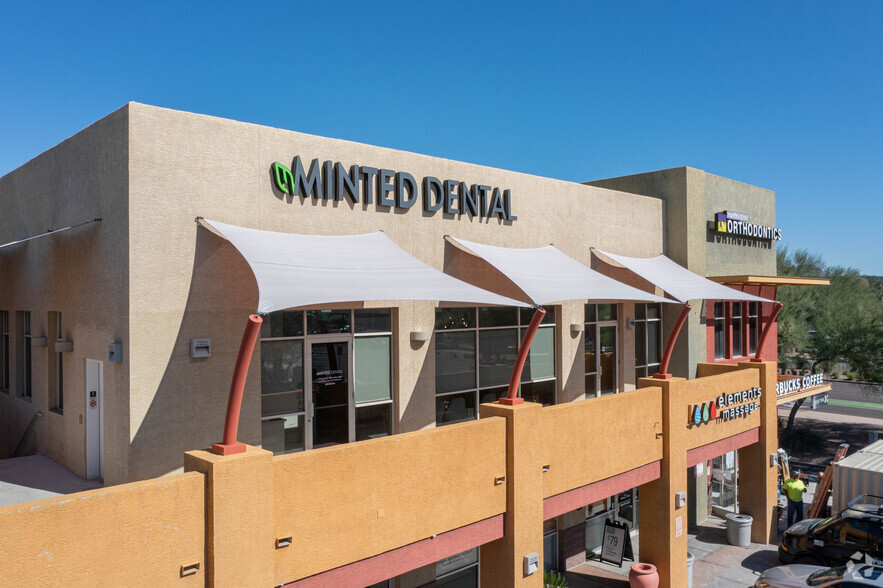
(199, 219, 528, 313)
(446, 237, 673, 306)
(593, 249, 774, 304)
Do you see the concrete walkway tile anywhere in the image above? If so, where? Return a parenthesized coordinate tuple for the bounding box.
(688, 545, 716, 562)
(716, 562, 763, 586)
(702, 577, 747, 588)
(566, 563, 630, 587)
(703, 544, 758, 568)
(691, 560, 728, 587)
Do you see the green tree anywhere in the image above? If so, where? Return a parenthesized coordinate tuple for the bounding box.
(777, 248, 883, 429)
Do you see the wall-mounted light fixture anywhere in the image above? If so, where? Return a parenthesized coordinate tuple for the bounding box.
(55, 341, 73, 353)
(190, 338, 211, 358)
(31, 336, 48, 347)
(108, 342, 123, 363)
(627, 317, 636, 329)
(569, 323, 584, 335)
(410, 331, 431, 343)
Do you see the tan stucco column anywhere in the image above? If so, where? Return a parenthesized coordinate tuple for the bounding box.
(736, 361, 779, 543)
(479, 402, 544, 588)
(636, 377, 688, 588)
(184, 445, 274, 587)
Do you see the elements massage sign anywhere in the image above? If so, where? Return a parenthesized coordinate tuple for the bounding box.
(272, 156, 517, 221)
(689, 387, 762, 426)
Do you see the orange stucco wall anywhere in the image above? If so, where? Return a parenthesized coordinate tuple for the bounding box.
(272, 417, 508, 584)
(541, 387, 664, 499)
(0, 472, 205, 587)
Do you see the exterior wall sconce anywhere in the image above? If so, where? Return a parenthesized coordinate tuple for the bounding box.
(55, 341, 73, 353)
(627, 317, 636, 329)
(31, 336, 48, 347)
(410, 331, 431, 343)
(108, 342, 123, 363)
(569, 323, 583, 334)
(190, 338, 211, 358)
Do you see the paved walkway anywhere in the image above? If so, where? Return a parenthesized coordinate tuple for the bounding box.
(0, 454, 102, 507)
(563, 480, 817, 587)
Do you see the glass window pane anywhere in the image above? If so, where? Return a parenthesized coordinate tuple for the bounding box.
(355, 403, 392, 441)
(435, 331, 476, 394)
(584, 304, 596, 323)
(647, 304, 660, 320)
(307, 310, 350, 334)
(436, 566, 477, 588)
(261, 414, 305, 455)
(714, 302, 725, 319)
(479, 306, 518, 327)
(479, 328, 518, 387)
(354, 309, 391, 333)
(647, 321, 661, 365)
(261, 391, 304, 416)
(261, 340, 304, 396)
(479, 387, 506, 404)
(636, 366, 647, 381)
(733, 312, 743, 357)
(435, 308, 475, 330)
(520, 306, 555, 325)
(522, 326, 555, 381)
(599, 326, 617, 395)
(311, 341, 349, 408)
(261, 310, 303, 338)
(635, 323, 647, 367)
(437, 548, 479, 576)
(585, 374, 597, 398)
(635, 304, 646, 320)
(313, 405, 348, 447)
(522, 380, 554, 406)
(597, 304, 617, 321)
(355, 336, 391, 404)
(584, 327, 596, 374)
(436, 391, 476, 425)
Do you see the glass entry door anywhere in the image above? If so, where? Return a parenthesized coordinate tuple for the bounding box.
(308, 337, 352, 449)
(712, 451, 738, 513)
(599, 325, 618, 395)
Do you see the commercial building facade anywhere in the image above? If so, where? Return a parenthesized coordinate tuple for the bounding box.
(0, 103, 815, 585)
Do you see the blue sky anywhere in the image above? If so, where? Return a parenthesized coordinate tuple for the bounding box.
(1, 1, 880, 273)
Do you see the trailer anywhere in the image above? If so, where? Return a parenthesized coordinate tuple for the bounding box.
(832, 439, 883, 514)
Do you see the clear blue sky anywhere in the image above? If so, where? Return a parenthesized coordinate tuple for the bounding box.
(2, 1, 880, 274)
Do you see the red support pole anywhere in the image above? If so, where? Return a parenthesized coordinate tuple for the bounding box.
(751, 302, 783, 362)
(212, 314, 263, 455)
(499, 307, 547, 405)
(653, 303, 692, 379)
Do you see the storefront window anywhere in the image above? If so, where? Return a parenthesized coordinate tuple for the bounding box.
(634, 303, 662, 379)
(713, 302, 725, 360)
(712, 451, 738, 513)
(585, 304, 618, 397)
(435, 307, 556, 425)
(261, 309, 393, 454)
(748, 302, 759, 355)
(19, 311, 32, 398)
(2, 311, 9, 392)
(436, 547, 479, 587)
(732, 303, 744, 357)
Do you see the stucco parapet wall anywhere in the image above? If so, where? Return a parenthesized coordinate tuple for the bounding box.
(0, 471, 205, 587)
(541, 387, 664, 499)
(272, 416, 507, 584)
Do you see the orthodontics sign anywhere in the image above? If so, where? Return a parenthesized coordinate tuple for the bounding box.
(271, 156, 517, 221)
(689, 387, 762, 427)
(710, 210, 781, 241)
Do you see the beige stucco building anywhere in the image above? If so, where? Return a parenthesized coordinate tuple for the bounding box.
(0, 103, 790, 584)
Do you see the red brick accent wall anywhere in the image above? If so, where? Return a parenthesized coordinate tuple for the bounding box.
(559, 522, 587, 570)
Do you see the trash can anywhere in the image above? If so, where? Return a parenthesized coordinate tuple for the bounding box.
(725, 513, 753, 546)
(687, 552, 695, 588)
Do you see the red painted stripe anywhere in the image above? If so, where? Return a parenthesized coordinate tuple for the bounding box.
(282, 514, 504, 588)
(542, 461, 662, 520)
(686, 428, 759, 468)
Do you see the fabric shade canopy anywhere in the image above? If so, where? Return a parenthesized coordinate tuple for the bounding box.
(592, 249, 773, 304)
(199, 219, 528, 313)
(445, 237, 673, 306)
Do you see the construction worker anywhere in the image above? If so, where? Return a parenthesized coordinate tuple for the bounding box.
(782, 470, 808, 527)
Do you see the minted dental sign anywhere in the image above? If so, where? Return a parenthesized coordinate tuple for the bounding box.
(710, 210, 781, 241)
(271, 156, 517, 221)
(689, 387, 762, 427)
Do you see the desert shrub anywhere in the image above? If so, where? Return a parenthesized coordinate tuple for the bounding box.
(780, 426, 825, 453)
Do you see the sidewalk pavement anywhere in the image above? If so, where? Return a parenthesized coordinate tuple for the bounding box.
(563, 481, 817, 587)
(0, 454, 102, 507)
